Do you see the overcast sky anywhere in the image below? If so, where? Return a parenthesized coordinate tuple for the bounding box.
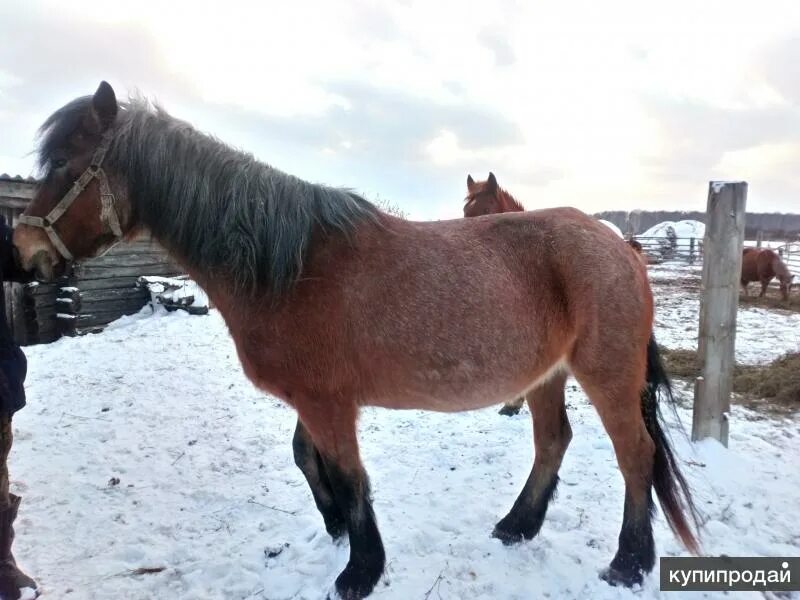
(2, 0, 799, 219)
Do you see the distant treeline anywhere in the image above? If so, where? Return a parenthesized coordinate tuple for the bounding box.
(595, 210, 800, 239)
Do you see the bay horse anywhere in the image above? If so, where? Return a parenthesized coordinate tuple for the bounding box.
(14, 82, 700, 599)
(741, 247, 795, 301)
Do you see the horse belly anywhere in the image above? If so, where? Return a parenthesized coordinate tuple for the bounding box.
(367, 356, 566, 413)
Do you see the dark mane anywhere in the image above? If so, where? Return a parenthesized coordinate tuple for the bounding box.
(38, 97, 381, 298)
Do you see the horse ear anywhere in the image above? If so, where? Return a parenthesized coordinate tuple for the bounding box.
(467, 174, 475, 191)
(487, 172, 498, 192)
(92, 81, 118, 129)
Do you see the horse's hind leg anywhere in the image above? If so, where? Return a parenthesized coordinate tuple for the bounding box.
(298, 404, 385, 599)
(292, 419, 346, 539)
(573, 368, 656, 587)
(498, 395, 525, 416)
(493, 371, 571, 543)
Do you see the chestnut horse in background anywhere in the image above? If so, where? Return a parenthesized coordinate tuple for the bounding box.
(15, 82, 700, 599)
(741, 247, 795, 300)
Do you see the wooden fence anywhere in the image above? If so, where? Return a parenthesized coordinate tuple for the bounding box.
(635, 236, 704, 264)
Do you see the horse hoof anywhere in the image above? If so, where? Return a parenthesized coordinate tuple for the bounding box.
(599, 565, 643, 588)
(491, 523, 525, 546)
(333, 561, 382, 600)
(326, 518, 347, 541)
(498, 406, 521, 417)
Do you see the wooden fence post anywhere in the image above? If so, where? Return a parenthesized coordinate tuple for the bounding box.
(692, 181, 747, 446)
(756, 230, 763, 248)
(689, 237, 695, 264)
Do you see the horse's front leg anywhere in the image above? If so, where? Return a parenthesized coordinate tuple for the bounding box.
(759, 279, 770, 297)
(292, 419, 346, 539)
(298, 402, 385, 600)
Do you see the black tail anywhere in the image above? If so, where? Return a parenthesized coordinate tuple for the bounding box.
(642, 334, 701, 554)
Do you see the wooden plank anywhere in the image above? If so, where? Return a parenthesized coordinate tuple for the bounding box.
(75, 297, 148, 315)
(67, 276, 142, 292)
(692, 181, 747, 446)
(80, 288, 148, 303)
(26, 282, 64, 297)
(73, 262, 182, 280)
(61, 307, 148, 329)
(82, 252, 175, 268)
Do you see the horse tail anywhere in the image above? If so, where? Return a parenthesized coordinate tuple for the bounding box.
(642, 334, 701, 554)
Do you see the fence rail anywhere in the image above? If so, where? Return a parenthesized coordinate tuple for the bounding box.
(634, 236, 704, 264)
(633, 236, 800, 274)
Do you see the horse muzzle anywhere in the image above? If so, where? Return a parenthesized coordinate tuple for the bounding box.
(12, 225, 66, 282)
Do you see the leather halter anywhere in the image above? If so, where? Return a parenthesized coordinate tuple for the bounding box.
(19, 129, 123, 261)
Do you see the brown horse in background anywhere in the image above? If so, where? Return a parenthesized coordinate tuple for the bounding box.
(741, 247, 795, 300)
(464, 172, 523, 217)
(15, 83, 700, 599)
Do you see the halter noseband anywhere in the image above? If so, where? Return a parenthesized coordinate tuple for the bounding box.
(19, 129, 123, 261)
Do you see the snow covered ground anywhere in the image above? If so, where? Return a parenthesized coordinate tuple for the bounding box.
(649, 263, 800, 364)
(9, 276, 800, 599)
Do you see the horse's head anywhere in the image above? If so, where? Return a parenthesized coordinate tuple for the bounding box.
(14, 81, 134, 281)
(464, 172, 501, 217)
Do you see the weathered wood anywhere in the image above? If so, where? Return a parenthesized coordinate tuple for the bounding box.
(73, 262, 181, 280)
(26, 282, 65, 297)
(63, 276, 142, 292)
(692, 181, 747, 446)
(60, 307, 148, 329)
(84, 288, 148, 304)
(73, 296, 148, 315)
(756, 230, 763, 248)
(82, 252, 175, 269)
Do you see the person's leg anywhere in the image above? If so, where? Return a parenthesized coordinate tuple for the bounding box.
(0, 415, 37, 599)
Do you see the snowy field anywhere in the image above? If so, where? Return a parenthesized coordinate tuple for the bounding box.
(9, 267, 800, 600)
(649, 263, 800, 364)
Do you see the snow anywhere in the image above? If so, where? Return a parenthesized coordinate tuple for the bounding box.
(597, 219, 623, 238)
(649, 264, 800, 364)
(641, 220, 706, 241)
(138, 276, 209, 309)
(10, 278, 800, 599)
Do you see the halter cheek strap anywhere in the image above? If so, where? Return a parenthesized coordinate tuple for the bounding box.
(18, 129, 123, 262)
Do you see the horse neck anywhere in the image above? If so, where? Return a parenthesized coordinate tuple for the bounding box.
(497, 188, 524, 212)
(114, 107, 377, 300)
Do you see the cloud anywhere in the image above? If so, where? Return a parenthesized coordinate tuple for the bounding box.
(758, 36, 800, 105)
(477, 28, 516, 66)
(641, 95, 800, 183)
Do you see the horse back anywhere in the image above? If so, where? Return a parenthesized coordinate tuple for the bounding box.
(756, 249, 780, 281)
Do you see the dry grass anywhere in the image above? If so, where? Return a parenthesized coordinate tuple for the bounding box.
(739, 287, 800, 313)
(660, 348, 800, 411)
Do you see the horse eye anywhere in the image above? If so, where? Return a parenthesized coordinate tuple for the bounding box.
(52, 158, 67, 169)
